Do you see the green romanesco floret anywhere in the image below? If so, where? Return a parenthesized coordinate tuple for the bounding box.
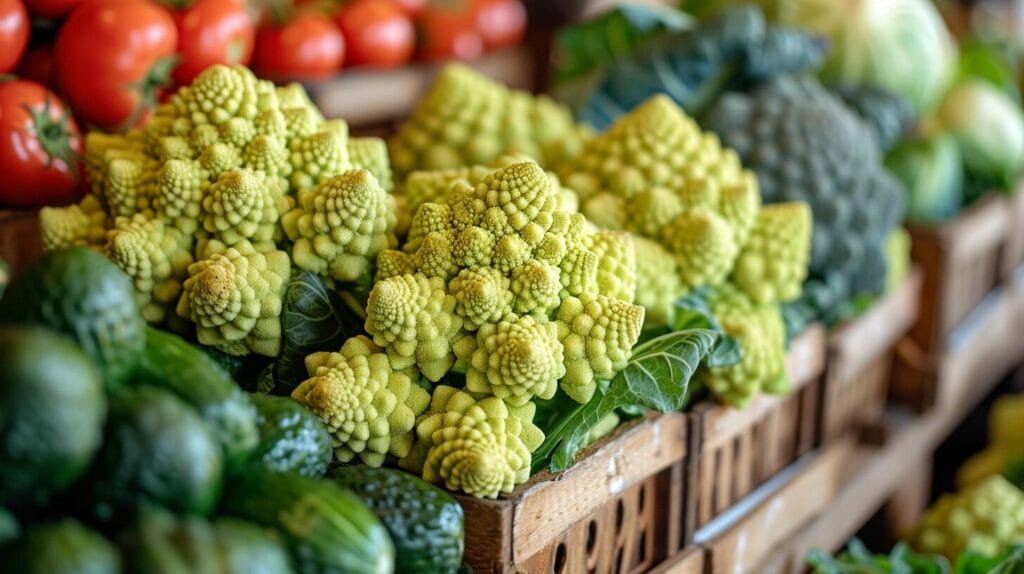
(584, 230, 637, 302)
(388, 64, 582, 182)
(401, 386, 544, 499)
(556, 294, 645, 404)
(910, 476, 1024, 560)
(176, 240, 290, 357)
(39, 194, 108, 251)
(155, 159, 207, 235)
(448, 267, 513, 330)
(558, 95, 762, 322)
(401, 165, 493, 220)
(105, 214, 194, 325)
(454, 314, 565, 406)
(347, 137, 393, 193)
(364, 272, 464, 382)
(281, 169, 397, 282)
(632, 235, 686, 327)
(104, 155, 159, 218)
(289, 129, 350, 194)
(201, 169, 287, 246)
(732, 202, 812, 305)
(291, 335, 430, 467)
(697, 284, 788, 408)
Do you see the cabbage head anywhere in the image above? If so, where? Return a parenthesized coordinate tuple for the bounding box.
(885, 133, 963, 223)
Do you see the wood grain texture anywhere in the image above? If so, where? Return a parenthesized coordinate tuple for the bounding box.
(649, 547, 705, 574)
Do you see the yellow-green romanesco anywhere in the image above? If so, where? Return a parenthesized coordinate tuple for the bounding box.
(176, 240, 290, 357)
(910, 476, 1024, 560)
(291, 335, 430, 467)
(281, 169, 397, 282)
(105, 215, 194, 325)
(347, 137, 394, 193)
(39, 194, 108, 251)
(388, 64, 583, 182)
(697, 284, 788, 408)
(731, 202, 812, 305)
(400, 386, 544, 499)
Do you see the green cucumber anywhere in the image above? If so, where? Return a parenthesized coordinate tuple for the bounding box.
(249, 394, 332, 477)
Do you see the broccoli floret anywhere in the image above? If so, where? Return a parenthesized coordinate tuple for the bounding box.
(105, 214, 194, 325)
(732, 202, 812, 304)
(388, 65, 582, 182)
(39, 195, 108, 251)
(556, 294, 645, 404)
(291, 335, 430, 467)
(176, 240, 290, 357)
(455, 314, 565, 406)
(281, 169, 397, 282)
(697, 283, 788, 408)
(402, 386, 544, 499)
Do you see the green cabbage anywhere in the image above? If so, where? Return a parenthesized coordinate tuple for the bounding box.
(936, 79, 1024, 190)
(885, 134, 964, 223)
(770, 0, 957, 113)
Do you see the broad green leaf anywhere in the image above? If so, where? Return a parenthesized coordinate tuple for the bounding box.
(273, 272, 363, 395)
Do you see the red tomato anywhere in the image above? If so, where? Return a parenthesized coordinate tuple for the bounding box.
(393, 0, 423, 15)
(0, 0, 29, 74)
(55, 0, 178, 130)
(417, 1, 482, 62)
(23, 0, 84, 18)
(337, 0, 414, 69)
(472, 0, 524, 50)
(172, 0, 254, 86)
(16, 43, 57, 89)
(0, 80, 82, 207)
(254, 12, 344, 80)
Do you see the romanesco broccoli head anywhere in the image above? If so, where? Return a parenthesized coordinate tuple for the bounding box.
(388, 65, 582, 182)
(732, 202, 812, 304)
(176, 240, 290, 356)
(455, 314, 565, 405)
(105, 214, 194, 325)
(347, 137, 394, 193)
(281, 169, 397, 282)
(40, 194, 108, 251)
(585, 230, 637, 302)
(697, 283, 788, 408)
(201, 169, 286, 246)
(291, 335, 430, 467)
(910, 476, 1024, 560)
(403, 386, 544, 499)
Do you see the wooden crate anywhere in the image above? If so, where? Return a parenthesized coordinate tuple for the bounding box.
(459, 412, 688, 574)
(0, 209, 42, 274)
(905, 194, 1009, 355)
(686, 324, 827, 533)
(649, 546, 704, 574)
(820, 269, 922, 443)
(702, 440, 854, 574)
(892, 283, 1020, 411)
(1000, 180, 1024, 279)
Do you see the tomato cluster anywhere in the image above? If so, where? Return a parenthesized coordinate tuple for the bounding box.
(0, 0, 525, 208)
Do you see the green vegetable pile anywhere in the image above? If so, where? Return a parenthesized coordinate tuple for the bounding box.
(807, 538, 1024, 574)
(557, 94, 812, 407)
(0, 247, 467, 574)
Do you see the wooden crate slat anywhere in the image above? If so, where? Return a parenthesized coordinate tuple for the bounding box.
(704, 440, 854, 574)
(649, 547, 705, 574)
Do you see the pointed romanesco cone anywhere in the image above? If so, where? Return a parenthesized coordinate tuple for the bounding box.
(289, 129, 351, 195)
(201, 169, 286, 246)
(347, 137, 393, 193)
(732, 202, 812, 305)
(39, 194, 109, 251)
(400, 164, 493, 217)
(401, 386, 544, 499)
(696, 283, 788, 408)
(584, 230, 637, 302)
(176, 239, 290, 357)
(556, 294, 645, 404)
(291, 335, 430, 467)
(281, 169, 397, 283)
(155, 158, 207, 235)
(364, 273, 464, 382)
(456, 314, 565, 406)
(448, 267, 513, 330)
(105, 214, 194, 325)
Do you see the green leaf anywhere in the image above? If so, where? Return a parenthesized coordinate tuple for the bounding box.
(532, 328, 720, 473)
(273, 272, 363, 396)
(671, 289, 742, 367)
(956, 545, 1024, 574)
(806, 539, 951, 574)
(552, 4, 693, 83)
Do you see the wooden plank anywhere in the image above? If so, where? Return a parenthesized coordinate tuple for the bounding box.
(827, 269, 921, 385)
(306, 47, 534, 126)
(508, 413, 687, 562)
(1001, 179, 1024, 278)
(649, 547, 705, 574)
(704, 440, 854, 574)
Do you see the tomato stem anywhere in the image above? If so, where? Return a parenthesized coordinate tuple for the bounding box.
(118, 54, 180, 133)
(25, 96, 81, 184)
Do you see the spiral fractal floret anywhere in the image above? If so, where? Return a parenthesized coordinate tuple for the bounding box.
(291, 336, 430, 467)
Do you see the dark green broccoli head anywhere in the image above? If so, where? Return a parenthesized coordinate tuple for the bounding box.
(834, 84, 916, 153)
(704, 77, 905, 313)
